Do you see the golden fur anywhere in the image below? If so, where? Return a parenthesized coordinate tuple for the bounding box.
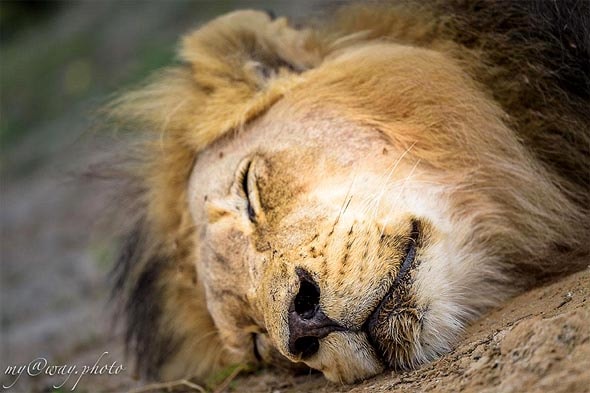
(108, 1, 589, 384)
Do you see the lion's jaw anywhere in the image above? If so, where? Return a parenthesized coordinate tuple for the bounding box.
(187, 100, 494, 383)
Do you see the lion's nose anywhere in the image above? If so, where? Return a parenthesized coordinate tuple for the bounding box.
(288, 268, 345, 358)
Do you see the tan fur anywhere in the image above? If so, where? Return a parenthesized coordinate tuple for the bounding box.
(108, 3, 589, 385)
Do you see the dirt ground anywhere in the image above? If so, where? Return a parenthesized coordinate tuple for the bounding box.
(1, 2, 589, 393)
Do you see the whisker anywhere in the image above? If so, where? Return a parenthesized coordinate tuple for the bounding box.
(380, 158, 422, 238)
(367, 142, 417, 220)
(193, 329, 220, 346)
(334, 172, 357, 227)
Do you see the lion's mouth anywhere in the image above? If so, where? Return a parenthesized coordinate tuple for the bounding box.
(363, 220, 421, 367)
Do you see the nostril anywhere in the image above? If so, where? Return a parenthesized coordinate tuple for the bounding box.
(294, 336, 320, 358)
(294, 268, 320, 319)
(288, 268, 345, 359)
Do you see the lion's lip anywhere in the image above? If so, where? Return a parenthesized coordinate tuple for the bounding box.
(364, 239, 415, 328)
(362, 223, 419, 364)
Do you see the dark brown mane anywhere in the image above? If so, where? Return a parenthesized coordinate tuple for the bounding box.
(437, 0, 589, 206)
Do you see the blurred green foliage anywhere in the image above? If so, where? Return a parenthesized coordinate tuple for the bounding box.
(0, 0, 314, 177)
(0, 1, 185, 150)
(0, 1, 64, 43)
(0, 1, 255, 158)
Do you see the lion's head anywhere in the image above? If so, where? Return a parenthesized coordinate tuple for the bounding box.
(109, 3, 589, 385)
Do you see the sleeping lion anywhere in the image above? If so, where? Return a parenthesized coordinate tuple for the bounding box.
(108, 0, 590, 385)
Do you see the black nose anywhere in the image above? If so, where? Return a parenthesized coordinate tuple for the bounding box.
(288, 268, 344, 359)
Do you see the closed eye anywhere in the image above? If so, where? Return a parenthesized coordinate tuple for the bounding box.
(233, 156, 262, 223)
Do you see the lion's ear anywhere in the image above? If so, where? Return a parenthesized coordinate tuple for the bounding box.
(181, 10, 321, 90)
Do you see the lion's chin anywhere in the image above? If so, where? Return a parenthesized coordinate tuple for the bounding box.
(303, 331, 384, 384)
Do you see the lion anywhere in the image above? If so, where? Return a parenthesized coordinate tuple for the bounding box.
(107, 0, 590, 385)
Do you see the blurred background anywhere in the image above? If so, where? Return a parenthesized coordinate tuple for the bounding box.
(0, 1, 324, 391)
